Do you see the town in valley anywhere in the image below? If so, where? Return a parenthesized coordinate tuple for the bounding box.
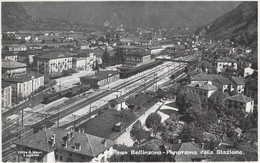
(1, 1, 258, 162)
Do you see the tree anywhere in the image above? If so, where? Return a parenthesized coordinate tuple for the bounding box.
(130, 120, 149, 144)
(170, 82, 181, 95)
(24, 55, 30, 67)
(176, 88, 201, 114)
(145, 113, 162, 136)
(20, 38, 26, 44)
(41, 39, 45, 43)
(101, 50, 111, 68)
(178, 122, 204, 144)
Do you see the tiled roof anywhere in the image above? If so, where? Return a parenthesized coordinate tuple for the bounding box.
(37, 52, 74, 60)
(2, 52, 18, 56)
(2, 60, 27, 69)
(2, 74, 44, 83)
(166, 142, 204, 161)
(186, 81, 218, 91)
(192, 74, 231, 85)
(217, 57, 237, 63)
(230, 76, 245, 85)
(13, 128, 115, 157)
(226, 94, 253, 103)
(125, 93, 153, 106)
(109, 96, 126, 104)
(2, 81, 13, 88)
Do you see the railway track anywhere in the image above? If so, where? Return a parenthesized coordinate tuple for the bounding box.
(2, 62, 180, 162)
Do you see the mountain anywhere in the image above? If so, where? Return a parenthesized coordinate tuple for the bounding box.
(2, 2, 97, 31)
(20, 2, 241, 28)
(196, 2, 257, 48)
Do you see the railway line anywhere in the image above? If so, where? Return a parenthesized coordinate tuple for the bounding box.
(2, 61, 183, 162)
(2, 52, 200, 162)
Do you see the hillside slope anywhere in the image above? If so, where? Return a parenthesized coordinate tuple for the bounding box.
(197, 2, 257, 48)
(20, 2, 241, 28)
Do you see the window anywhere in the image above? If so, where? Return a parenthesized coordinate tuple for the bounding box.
(203, 92, 206, 96)
(69, 153, 73, 157)
(60, 156, 62, 161)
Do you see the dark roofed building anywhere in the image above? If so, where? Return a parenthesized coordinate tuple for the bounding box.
(125, 93, 154, 111)
(1, 81, 13, 108)
(108, 96, 127, 111)
(80, 71, 120, 89)
(14, 128, 115, 162)
(229, 76, 245, 94)
(2, 59, 27, 77)
(165, 142, 206, 162)
(37, 51, 74, 74)
(216, 57, 238, 73)
(191, 74, 231, 92)
(225, 94, 254, 113)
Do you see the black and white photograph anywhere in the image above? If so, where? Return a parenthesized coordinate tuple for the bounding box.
(1, 1, 258, 162)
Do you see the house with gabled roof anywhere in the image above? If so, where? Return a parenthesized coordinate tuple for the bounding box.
(216, 57, 237, 73)
(2, 59, 27, 77)
(165, 141, 207, 162)
(185, 81, 218, 104)
(191, 74, 231, 92)
(229, 76, 245, 94)
(225, 94, 254, 113)
(13, 128, 115, 162)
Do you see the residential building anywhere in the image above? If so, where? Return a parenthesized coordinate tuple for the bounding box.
(2, 60, 27, 78)
(244, 78, 257, 106)
(37, 52, 73, 74)
(148, 46, 164, 55)
(14, 128, 115, 162)
(243, 66, 255, 78)
(3, 74, 44, 101)
(229, 76, 245, 94)
(158, 40, 174, 49)
(2, 52, 18, 61)
(165, 141, 206, 162)
(1, 81, 12, 108)
(185, 81, 218, 104)
(17, 50, 43, 64)
(72, 58, 87, 70)
(216, 57, 237, 73)
(122, 52, 153, 69)
(225, 94, 254, 113)
(8, 44, 27, 52)
(80, 71, 120, 89)
(191, 74, 231, 92)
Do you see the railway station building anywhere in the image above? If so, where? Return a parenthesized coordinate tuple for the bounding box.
(80, 70, 120, 89)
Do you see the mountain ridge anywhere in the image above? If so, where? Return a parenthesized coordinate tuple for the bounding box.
(20, 2, 241, 28)
(196, 1, 257, 48)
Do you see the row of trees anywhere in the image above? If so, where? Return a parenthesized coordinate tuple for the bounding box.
(100, 48, 125, 68)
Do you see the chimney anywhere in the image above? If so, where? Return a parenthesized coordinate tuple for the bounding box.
(201, 143, 204, 149)
(178, 139, 182, 143)
(79, 128, 81, 133)
(191, 138, 195, 143)
(82, 128, 85, 133)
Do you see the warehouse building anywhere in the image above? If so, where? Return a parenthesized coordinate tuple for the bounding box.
(80, 71, 120, 89)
